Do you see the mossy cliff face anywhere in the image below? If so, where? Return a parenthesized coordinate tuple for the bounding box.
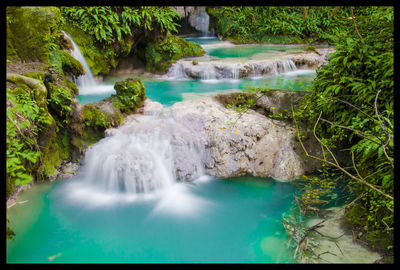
(6, 74, 64, 194)
(6, 6, 85, 198)
(145, 33, 205, 73)
(6, 6, 62, 62)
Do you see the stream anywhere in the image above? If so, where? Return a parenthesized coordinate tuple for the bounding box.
(7, 36, 316, 263)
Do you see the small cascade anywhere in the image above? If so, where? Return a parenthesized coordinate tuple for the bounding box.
(248, 59, 297, 77)
(167, 63, 189, 80)
(199, 66, 217, 80)
(190, 8, 211, 36)
(165, 58, 298, 80)
(62, 32, 114, 95)
(225, 65, 240, 80)
(63, 32, 97, 88)
(75, 111, 205, 196)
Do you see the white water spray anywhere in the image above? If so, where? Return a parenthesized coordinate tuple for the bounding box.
(65, 108, 207, 207)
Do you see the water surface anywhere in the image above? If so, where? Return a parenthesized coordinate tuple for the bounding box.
(7, 176, 295, 263)
(78, 71, 315, 106)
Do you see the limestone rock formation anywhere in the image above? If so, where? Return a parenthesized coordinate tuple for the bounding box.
(170, 96, 306, 181)
(116, 93, 321, 182)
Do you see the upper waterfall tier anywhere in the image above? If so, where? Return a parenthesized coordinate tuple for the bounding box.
(62, 32, 97, 89)
(62, 32, 114, 95)
(166, 48, 334, 80)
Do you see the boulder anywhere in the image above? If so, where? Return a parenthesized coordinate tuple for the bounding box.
(170, 95, 309, 181)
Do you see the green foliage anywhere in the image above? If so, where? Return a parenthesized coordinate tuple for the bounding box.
(6, 88, 52, 195)
(61, 6, 181, 45)
(61, 6, 182, 75)
(208, 6, 374, 44)
(47, 83, 73, 121)
(293, 6, 394, 250)
(145, 33, 205, 73)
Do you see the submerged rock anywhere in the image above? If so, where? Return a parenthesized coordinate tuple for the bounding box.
(305, 207, 382, 263)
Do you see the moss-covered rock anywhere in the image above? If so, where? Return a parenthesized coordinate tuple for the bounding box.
(305, 45, 321, 55)
(68, 97, 125, 157)
(112, 78, 146, 113)
(21, 71, 46, 83)
(145, 33, 205, 73)
(82, 104, 113, 130)
(6, 6, 62, 62)
(6, 73, 48, 108)
(46, 82, 74, 119)
(6, 74, 61, 193)
(49, 49, 86, 78)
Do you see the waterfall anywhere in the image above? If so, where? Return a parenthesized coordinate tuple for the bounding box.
(70, 110, 205, 200)
(63, 32, 97, 88)
(199, 66, 217, 80)
(190, 9, 211, 36)
(167, 63, 190, 80)
(62, 32, 114, 95)
(248, 59, 297, 77)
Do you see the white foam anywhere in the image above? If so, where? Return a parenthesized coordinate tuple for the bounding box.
(282, 69, 316, 76)
(78, 84, 115, 95)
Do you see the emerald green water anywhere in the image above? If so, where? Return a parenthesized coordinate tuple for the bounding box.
(7, 176, 295, 263)
(184, 36, 220, 45)
(7, 39, 313, 263)
(207, 44, 307, 59)
(78, 71, 315, 106)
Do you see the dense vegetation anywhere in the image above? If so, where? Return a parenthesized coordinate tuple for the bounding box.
(7, 5, 394, 261)
(225, 6, 394, 259)
(208, 6, 375, 44)
(294, 6, 394, 254)
(61, 6, 204, 74)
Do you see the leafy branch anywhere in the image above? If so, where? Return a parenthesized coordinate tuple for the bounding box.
(291, 102, 393, 203)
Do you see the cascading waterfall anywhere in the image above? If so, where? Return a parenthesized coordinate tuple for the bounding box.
(166, 59, 297, 80)
(199, 66, 217, 80)
(191, 9, 210, 36)
(167, 63, 190, 80)
(248, 59, 297, 77)
(67, 109, 206, 204)
(63, 32, 97, 89)
(63, 32, 114, 95)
